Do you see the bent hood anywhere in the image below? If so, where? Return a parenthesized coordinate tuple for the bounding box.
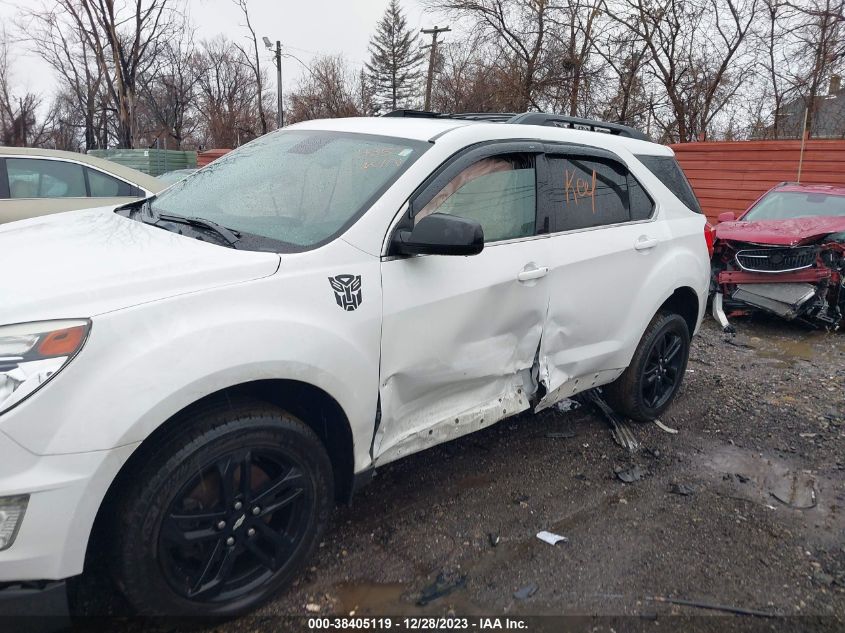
(715, 215, 845, 246)
(0, 207, 281, 324)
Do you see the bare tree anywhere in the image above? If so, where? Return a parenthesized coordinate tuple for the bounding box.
(755, 0, 801, 138)
(45, 0, 185, 148)
(425, 0, 555, 110)
(232, 0, 269, 134)
(593, 30, 652, 127)
(137, 30, 201, 148)
(19, 4, 106, 150)
(0, 31, 47, 147)
(608, 0, 760, 142)
(430, 35, 499, 112)
(288, 55, 362, 123)
(790, 0, 845, 136)
(193, 36, 267, 148)
(42, 88, 87, 150)
(546, 0, 603, 116)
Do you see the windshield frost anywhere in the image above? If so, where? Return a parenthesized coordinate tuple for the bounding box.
(744, 190, 845, 221)
(151, 130, 426, 250)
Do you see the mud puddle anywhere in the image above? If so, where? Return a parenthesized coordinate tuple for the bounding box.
(332, 578, 484, 617)
(698, 443, 844, 545)
(733, 319, 835, 368)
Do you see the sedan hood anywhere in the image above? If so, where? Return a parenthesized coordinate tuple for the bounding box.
(715, 215, 845, 246)
(0, 207, 280, 324)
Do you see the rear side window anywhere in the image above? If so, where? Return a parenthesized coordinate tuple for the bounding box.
(546, 155, 654, 231)
(87, 168, 133, 197)
(636, 155, 702, 214)
(6, 158, 86, 198)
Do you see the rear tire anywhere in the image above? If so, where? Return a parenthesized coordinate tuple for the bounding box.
(109, 399, 333, 617)
(604, 311, 691, 422)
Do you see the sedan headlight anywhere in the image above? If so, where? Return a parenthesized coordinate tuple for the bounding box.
(0, 320, 90, 415)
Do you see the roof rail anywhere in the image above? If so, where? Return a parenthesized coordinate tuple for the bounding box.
(383, 109, 650, 141)
(507, 113, 650, 141)
(448, 112, 518, 122)
(383, 110, 517, 122)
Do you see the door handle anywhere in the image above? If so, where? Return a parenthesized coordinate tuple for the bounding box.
(517, 266, 549, 282)
(634, 236, 659, 251)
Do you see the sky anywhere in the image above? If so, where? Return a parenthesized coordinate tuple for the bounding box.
(0, 0, 446, 103)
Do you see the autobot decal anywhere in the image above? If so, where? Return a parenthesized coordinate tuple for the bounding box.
(328, 274, 363, 311)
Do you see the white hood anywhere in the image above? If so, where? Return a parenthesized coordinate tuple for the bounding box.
(0, 207, 281, 324)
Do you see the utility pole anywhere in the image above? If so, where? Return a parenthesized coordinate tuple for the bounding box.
(421, 25, 450, 111)
(274, 41, 283, 128)
(264, 37, 284, 128)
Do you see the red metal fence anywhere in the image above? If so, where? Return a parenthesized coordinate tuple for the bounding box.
(670, 140, 845, 223)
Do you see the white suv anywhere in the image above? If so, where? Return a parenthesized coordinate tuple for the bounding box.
(0, 113, 709, 616)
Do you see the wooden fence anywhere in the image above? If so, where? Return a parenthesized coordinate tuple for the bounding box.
(670, 140, 845, 223)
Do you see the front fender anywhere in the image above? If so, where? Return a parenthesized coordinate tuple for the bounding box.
(1, 268, 382, 475)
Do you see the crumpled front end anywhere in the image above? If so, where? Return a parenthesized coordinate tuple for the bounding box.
(711, 234, 845, 331)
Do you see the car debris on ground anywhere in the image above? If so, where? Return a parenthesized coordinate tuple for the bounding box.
(417, 573, 467, 606)
(614, 465, 645, 483)
(536, 531, 568, 546)
(653, 419, 679, 434)
(669, 482, 695, 496)
(648, 595, 779, 617)
(577, 389, 641, 452)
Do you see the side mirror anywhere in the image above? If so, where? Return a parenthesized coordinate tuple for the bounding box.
(392, 213, 484, 257)
(717, 211, 736, 223)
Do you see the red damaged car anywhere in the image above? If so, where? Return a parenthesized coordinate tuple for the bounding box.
(711, 182, 845, 331)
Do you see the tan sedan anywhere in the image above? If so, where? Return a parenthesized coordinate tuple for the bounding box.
(0, 147, 164, 224)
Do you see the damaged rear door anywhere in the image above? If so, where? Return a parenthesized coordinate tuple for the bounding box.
(374, 142, 551, 465)
(535, 146, 663, 409)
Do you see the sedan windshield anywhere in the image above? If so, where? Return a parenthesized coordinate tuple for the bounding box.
(149, 130, 428, 251)
(744, 190, 845, 221)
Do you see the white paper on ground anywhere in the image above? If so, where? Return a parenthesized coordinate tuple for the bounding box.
(536, 530, 569, 545)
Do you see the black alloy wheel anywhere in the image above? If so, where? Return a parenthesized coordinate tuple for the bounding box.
(641, 329, 685, 410)
(110, 401, 333, 617)
(158, 448, 311, 603)
(604, 311, 691, 422)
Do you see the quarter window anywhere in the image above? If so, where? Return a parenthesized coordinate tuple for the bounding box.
(415, 154, 536, 243)
(87, 168, 132, 197)
(636, 154, 701, 214)
(547, 156, 653, 231)
(6, 158, 86, 199)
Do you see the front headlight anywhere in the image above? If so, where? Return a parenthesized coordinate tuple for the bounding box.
(0, 320, 90, 415)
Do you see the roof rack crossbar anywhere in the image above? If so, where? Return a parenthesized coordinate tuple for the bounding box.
(383, 109, 650, 141)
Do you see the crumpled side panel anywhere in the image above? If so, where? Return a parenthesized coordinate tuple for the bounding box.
(375, 245, 549, 465)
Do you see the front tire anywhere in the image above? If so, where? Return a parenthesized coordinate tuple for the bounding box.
(110, 400, 333, 617)
(604, 311, 691, 422)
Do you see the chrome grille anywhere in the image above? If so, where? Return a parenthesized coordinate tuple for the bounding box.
(735, 246, 817, 273)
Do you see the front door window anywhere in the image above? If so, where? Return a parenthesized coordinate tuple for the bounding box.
(416, 155, 536, 242)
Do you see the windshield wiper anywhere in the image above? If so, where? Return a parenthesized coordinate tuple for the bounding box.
(152, 212, 242, 247)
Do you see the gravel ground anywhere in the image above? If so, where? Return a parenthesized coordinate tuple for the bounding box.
(71, 315, 845, 632)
